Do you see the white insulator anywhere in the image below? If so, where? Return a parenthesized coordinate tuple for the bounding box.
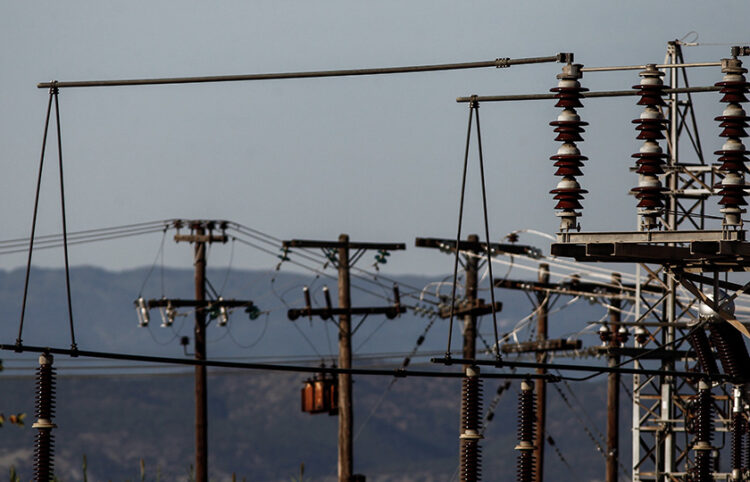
(639, 76, 662, 86)
(722, 104, 747, 118)
(640, 140, 663, 154)
(640, 106, 663, 120)
(557, 79, 580, 89)
(556, 177, 581, 190)
(218, 296, 229, 327)
(136, 297, 149, 327)
(698, 290, 735, 321)
(723, 73, 746, 83)
(556, 142, 580, 156)
(722, 138, 746, 152)
(557, 109, 580, 122)
(722, 172, 744, 187)
(638, 175, 661, 188)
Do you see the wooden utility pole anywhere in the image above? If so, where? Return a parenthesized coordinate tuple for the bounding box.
(173, 220, 229, 482)
(337, 234, 353, 481)
(606, 273, 622, 482)
(194, 224, 208, 482)
(415, 235, 515, 482)
(462, 234, 480, 364)
(284, 235, 406, 482)
(533, 263, 549, 482)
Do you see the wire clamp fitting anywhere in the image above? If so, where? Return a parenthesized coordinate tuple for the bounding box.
(495, 57, 511, 68)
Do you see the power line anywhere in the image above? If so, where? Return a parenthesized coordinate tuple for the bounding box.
(0, 344, 554, 380)
(37, 55, 564, 89)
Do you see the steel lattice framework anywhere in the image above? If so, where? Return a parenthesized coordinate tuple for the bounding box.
(631, 41, 735, 481)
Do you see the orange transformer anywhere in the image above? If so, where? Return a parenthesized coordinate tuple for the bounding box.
(301, 373, 338, 415)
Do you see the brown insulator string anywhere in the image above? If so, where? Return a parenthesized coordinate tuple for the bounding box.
(686, 326, 720, 376)
(460, 366, 483, 481)
(515, 380, 536, 482)
(731, 400, 745, 478)
(550, 63, 588, 232)
(687, 381, 713, 482)
(707, 321, 750, 383)
(630, 64, 668, 230)
(32, 353, 57, 481)
(713, 55, 749, 228)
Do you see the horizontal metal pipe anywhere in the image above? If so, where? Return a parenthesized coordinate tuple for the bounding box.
(456, 85, 720, 103)
(37, 55, 563, 89)
(0, 344, 555, 380)
(581, 62, 721, 72)
(431, 356, 725, 380)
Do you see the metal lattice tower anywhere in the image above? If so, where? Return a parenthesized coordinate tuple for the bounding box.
(630, 40, 733, 482)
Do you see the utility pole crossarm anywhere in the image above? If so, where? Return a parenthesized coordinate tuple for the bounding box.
(146, 299, 253, 309)
(494, 278, 663, 297)
(500, 338, 582, 354)
(288, 305, 406, 321)
(283, 239, 406, 251)
(437, 299, 502, 318)
(415, 236, 540, 257)
(174, 233, 228, 244)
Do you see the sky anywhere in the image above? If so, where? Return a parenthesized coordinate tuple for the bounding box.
(1, 0, 749, 276)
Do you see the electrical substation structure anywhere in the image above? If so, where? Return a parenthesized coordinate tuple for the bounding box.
(9, 41, 750, 482)
(546, 43, 750, 481)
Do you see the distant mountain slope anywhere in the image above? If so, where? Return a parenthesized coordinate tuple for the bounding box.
(0, 267, 623, 480)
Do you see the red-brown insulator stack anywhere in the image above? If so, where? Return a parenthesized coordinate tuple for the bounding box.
(634, 325, 649, 346)
(688, 381, 713, 482)
(714, 57, 750, 227)
(33, 353, 57, 482)
(630, 64, 668, 230)
(707, 321, 750, 383)
(731, 387, 745, 480)
(515, 380, 535, 482)
(550, 63, 588, 231)
(687, 326, 720, 376)
(460, 366, 483, 482)
(598, 324, 611, 345)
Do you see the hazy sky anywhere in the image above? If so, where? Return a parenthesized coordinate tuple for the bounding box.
(2, 1, 749, 276)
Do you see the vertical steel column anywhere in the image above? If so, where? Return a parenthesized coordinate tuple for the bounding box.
(193, 224, 208, 482)
(661, 42, 680, 479)
(632, 262, 642, 481)
(606, 273, 622, 482)
(338, 234, 353, 482)
(533, 264, 549, 482)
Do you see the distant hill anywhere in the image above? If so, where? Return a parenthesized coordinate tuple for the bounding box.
(0, 266, 624, 481)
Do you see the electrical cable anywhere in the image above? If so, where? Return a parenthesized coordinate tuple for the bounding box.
(226, 313, 270, 350)
(355, 317, 389, 352)
(472, 100, 503, 358)
(558, 321, 706, 382)
(2, 343, 552, 380)
(138, 228, 168, 296)
(291, 322, 323, 358)
(17, 88, 54, 347)
(551, 381, 607, 459)
(446, 101, 475, 358)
